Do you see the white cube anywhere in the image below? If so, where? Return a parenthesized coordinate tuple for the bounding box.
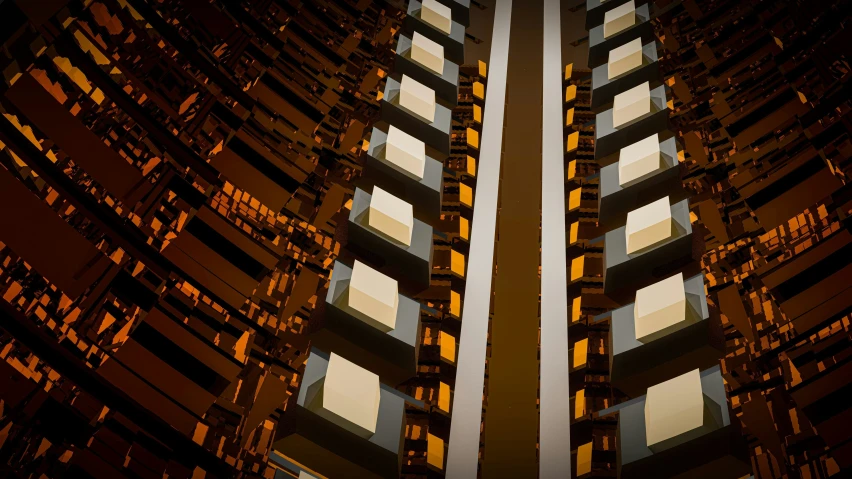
(604, 0, 636, 38)
(634, 273, 686, 342)
(313, 353, 381, 438)
(612, 81, 651, 128)
(349, 260, 399, 332)
(608, 38, 643, 79)
(619, 134, 661, 185)
(422, 0, 452, 34)
(368, 186, 414, 246)
(645, 369, 705, 450)
(625, 196, 671, 254)
(299, 472, 318, 479)
(411, 32, 445, 75)
(386, 125, 426, 179)
(399, 74, 436, 122)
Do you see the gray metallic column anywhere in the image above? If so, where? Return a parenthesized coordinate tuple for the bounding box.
(445, 0, 512, 476)
(540, 0, 572, 477)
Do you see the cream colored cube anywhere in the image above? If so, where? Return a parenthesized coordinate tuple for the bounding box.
(619, 134, 661, 185)
(608, 38, 643, 79)
(612, 81, 651, 128)
(604, 0, 636, 38)
(386, 125, 426, 179)
(368, 186, 414, 246)
(349, 260, 399, 332)
(315, 353, 381, 438)
(645, 369, 703, 449)
(625, 196, 671, 254)
(422, 0, 452, 34)
(412, 32, 445, 75)
(634, 273, 686, 342)
(400, 74, 436, 122)
(299, 472, 318, 479)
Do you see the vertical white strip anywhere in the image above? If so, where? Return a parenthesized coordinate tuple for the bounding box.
(540, 0, 572, 477)
(445, 0, 512, 477)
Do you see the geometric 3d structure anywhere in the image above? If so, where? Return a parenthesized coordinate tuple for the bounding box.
(348, 188, 433, 294)
(361, 127, 444, 226)
(634, 272, 686, 343)
(411, 31, 445, 75)
(613, 81, 651, 128)
(625, 196, 671, 254)
(400, 74, 437, 122)
(306, 352, 381, 438)
(348, 260, 399, 333)
(644, 368, 722, 452)
(311, 260, 421, 385)
(609, 274, 720, 397)
(421, 0, 452, 34)
(368, 186, 415, 246)
(608, 38, 643, 80)
(604, 0, 636, 38)
(618, 133, 661, 186)
(386, 125, 427, 180)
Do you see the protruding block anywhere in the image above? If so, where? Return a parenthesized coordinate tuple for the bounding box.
(399, 75, 436, 122)
(645, 369, 721, 452)
(604, 0, 636, 38)
(386, 125, 426, 179)
(299, 472, 318, 479)
(368, 187, 414, 246)
(608, 38, 643, 79)
(308, 353, 381, 438)
(411, 32, 445, 75)
(613, 81, 651, 128)
(348, 260, 399, 332)
(625, 196, 671, 254)
(618, 134, 661, 185)
(634, 272, 686, 342)
(421, 0, 452, 34)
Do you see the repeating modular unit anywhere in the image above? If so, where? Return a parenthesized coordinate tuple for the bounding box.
(275, 2, 471, 477)
(583, 2, 750, 478)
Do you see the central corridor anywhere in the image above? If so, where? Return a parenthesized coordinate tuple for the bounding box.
(480, 0, 544, 477)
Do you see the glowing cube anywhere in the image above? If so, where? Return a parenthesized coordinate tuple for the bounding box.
(604, 0, 636, 38)
(645, 369, 710, 451)
(625, 196, 671, 254)
(412, 31, 445, 75)
(368, 186, 414, 246)
(400, 74, 436, 122)
(634, 273, 686, 342)
(386, 125, 426, 179)
(618, 134, 660, 185)
(422, 0, 452, 34)
(613, 81, 651, 128)
(310, 353, 381, 438)
(608, 38, 643, 79)
(348, 260, 399, 332)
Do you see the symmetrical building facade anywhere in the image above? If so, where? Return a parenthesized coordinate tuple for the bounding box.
(0, 0, 849, 478)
